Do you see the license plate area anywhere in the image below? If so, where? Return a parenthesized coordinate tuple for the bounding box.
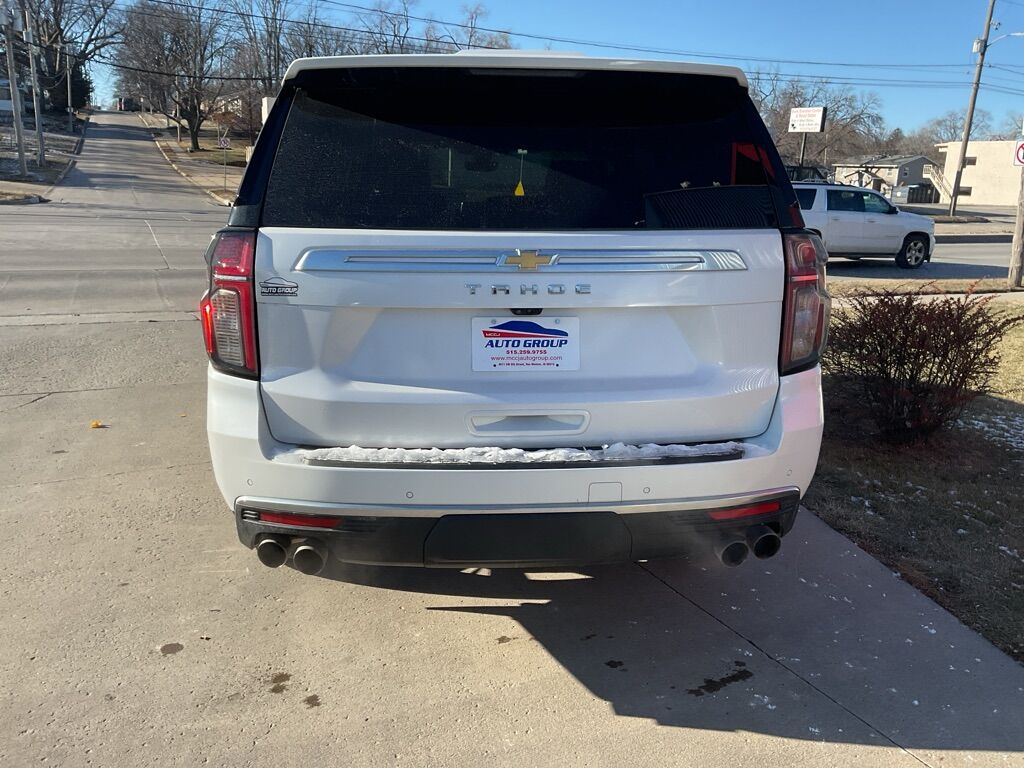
(472, 317, 580, 371)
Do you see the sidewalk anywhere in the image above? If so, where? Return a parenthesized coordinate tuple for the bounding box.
(137, 112, 243, 206)
(904, 203, 1016, 242)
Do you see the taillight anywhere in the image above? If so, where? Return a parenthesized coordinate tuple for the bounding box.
(202, 229, 258, 377)
(780, 232, 831, 375)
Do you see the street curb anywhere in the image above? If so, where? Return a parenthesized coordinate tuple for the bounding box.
(71, 113, 91, 156)
(935, 233, 1013, 244)
(43, 157, 76, 197)
(141, 116, 233, 207)
(0, 194, 42, 205)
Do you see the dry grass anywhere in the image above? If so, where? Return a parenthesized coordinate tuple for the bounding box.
(806, 317, 1024, 661)
(828, 278, 1022, 297)
(172, 140, 248, 167)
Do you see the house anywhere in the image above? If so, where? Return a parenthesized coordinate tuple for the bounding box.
(831, 155, 937, 200)
(929, 140, 1022, 207)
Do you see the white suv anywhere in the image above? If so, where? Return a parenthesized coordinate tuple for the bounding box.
(201, 53, 829, 575)
(793, 182, 935, 269)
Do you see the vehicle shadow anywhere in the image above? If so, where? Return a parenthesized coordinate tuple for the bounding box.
(313, 518, 1024, 754)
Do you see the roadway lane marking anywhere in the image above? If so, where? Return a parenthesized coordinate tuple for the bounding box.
(145, 219, 171, 270)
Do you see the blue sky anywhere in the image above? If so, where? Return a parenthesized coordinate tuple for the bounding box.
(96, 0, 1024, 132)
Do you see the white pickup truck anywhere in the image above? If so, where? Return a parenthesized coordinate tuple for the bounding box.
(201, 52, 830, 575)
(793, 182, 935, 269)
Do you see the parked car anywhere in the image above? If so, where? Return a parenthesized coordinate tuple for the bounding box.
(793, 182, 935, 269)
(202, 52, 830, 575)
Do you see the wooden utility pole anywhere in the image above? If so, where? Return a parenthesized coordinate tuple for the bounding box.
(2, 1, 28, 177)
(949, 0, 997, 216)
(1010, 165, 1024, 288)
(22, 6, 45, 168)
(65, 43, 73, 133)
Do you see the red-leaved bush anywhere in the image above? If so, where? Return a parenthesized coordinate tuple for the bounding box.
(822, 287, 1023, 442)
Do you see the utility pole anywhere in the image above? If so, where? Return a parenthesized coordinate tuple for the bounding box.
(65, 43, 74, 133)
(949, 0, 997, 216)
(1010, 165, 1024, 287)
(2, 0, 28, 177)
(22, 5, 45, 168)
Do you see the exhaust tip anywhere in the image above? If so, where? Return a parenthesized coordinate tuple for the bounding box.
(716, 539, 749, 568)
(292, 540, 327, 576)
(747, 524, 782, 560)
(255, 535, 289, 568)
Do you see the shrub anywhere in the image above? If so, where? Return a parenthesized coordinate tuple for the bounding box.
(822, 287, 1024, 442)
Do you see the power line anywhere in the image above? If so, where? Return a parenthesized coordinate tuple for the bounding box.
(67, 0, 1019, 98)
(99, 0, 981, 91)
(313, 0, 972, 70)
(113, 0, 498, 50)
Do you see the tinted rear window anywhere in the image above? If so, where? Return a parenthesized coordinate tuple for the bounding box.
(795, 188, 817, 209)
(262, 67, 789, 230)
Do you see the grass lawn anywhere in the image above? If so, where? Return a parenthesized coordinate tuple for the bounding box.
(805, 310, 1024, 661)
(172, 140, 248, 167)
(0, 156, 71, 190)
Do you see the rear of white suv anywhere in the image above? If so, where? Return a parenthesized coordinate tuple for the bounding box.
(202, 53, 829, 575)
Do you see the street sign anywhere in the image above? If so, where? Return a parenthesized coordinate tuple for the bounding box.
(1014, 141, 1024, 166)
(218, 136, 231, 149)
(788, 107, 827, 133)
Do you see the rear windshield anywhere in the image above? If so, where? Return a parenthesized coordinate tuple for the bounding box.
(795, 188, 817, 209)
(261, 67, 790, 230)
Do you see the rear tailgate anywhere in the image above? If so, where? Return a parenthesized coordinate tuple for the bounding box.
(249, 61, 796, 449)
(256, 229, 783, 448)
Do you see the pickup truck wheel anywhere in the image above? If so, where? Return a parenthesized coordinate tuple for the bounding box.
(896, 235, 928, 269)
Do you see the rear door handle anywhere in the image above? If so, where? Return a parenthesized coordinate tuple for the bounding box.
(866, 218, 877, 223)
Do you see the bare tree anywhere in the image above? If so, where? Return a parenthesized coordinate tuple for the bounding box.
(231, 0, 290, 94)
(434, 4, 511, 50)
(922, 108, 993, 144)
(360, 0, 417, 53)
(748, 70, 884, 166)
(22, 0, 122, 110)
(284, 3, 364, 58)
(118, 0, 230, 151)
(991, 111, 1024, 140)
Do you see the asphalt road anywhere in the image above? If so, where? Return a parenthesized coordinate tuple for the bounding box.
(2, 112, 1023, 768)
(829, 241, 1012, 281)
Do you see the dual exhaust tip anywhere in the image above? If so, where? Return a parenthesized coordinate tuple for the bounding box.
(715, 524, 782, 567)
(256, 535, 328, 575)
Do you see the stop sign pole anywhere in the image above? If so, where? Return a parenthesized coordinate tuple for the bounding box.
(1010, 142, 1024, 288)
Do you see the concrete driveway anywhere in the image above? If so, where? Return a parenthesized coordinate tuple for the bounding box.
(1, 112, 1022, 767)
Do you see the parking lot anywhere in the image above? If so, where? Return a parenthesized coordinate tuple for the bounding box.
(2, 112, 1023, 767)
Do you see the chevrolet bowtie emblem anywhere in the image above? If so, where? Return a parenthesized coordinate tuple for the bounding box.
(502, 250, 555, 270)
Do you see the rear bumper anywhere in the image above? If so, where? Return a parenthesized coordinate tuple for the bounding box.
(207, 365, 823, 566)
(235, 489, 800, 567)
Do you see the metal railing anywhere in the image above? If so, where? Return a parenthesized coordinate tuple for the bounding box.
(923, 163, 953, 199)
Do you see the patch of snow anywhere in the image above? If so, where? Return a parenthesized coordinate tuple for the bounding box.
(998, 546, 1021, 561)
(956, 528, 968, 535)
(293, 440, 754, 465)
(957, 412, 1024, 452)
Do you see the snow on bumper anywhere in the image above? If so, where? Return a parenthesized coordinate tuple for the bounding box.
(206, 365, 823, 514)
